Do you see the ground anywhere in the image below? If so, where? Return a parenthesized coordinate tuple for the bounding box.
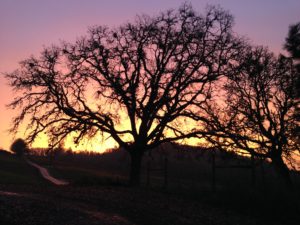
(0, 184, 288, 225)
(0, 150, 300, 225)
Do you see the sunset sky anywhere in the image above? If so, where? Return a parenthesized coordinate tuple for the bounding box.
(0, 0, 299, 151)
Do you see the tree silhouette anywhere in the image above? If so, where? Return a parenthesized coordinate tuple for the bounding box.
(7, 4, 244, 185)
(201, 47, 299, 186)
(284, 22, 300, 60)
(10, 138, 28, 157)
(284, 22, 300, 139)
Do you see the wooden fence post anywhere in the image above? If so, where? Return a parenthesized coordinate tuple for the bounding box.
(164, 156, 168, 189)
(251, 154, 256, 187)
(212, 150, 216, 193)
(260, 158, 266, 188)
(146, 159, 150, 187)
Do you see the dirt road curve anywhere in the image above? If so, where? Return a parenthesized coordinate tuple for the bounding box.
(26, 160, 69, 185)
(0, 191, 22, 196)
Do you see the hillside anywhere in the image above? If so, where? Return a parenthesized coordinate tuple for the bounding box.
(0, 151, 46, 185)
(29, 143, 300, 190)
(1, 147, 300, 225)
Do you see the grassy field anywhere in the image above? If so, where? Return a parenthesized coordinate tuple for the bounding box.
(29, 145, 300, 191)
(0, 150, 46, 185)
(1, 148, 300, 225)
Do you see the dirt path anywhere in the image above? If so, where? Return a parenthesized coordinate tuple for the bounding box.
(0, 191, 22, 196)
(26, 159, 69, 185)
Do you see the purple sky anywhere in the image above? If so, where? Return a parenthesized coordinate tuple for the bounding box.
(0, 0, 299, 150)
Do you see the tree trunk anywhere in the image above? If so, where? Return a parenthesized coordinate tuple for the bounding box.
(129, 150, 143, 186)
(271, 155, 293, 188)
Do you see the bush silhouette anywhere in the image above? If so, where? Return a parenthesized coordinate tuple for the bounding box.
(10, 138, 28, 157)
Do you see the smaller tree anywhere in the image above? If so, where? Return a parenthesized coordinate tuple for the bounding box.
(284, 22, 300, 60)
(201, 46, 299, 187)
(10, 138, 28, 157)
(284, 22, 300, 138)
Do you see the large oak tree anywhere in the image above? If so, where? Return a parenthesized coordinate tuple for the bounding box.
(7, 4, 243, 185)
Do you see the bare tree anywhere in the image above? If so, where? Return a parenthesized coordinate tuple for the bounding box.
(7, 4, 243, 185)
(201, 46, 299, 187)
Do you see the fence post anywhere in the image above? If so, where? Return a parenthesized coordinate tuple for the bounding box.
(212, 150, 216, 193)
(251, 154, 256, 187)
(260, 158, 266, 188)
(164, 156, 168, 189)
(146, 159, 150, 187)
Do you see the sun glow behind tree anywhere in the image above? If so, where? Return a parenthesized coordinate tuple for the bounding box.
(26, 104, 204, 153)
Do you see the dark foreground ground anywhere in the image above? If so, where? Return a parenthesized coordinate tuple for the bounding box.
(1, 184, 300, 225)
(1, 150, 300, 225)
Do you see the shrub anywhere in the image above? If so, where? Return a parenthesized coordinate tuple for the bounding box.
(10, 138, 28, 157)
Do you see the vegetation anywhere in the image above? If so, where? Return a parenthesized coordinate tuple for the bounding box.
(2, 3, 300, 225)
(4, 3, 300, 187)
(28, 144, 300, 190)
(284, 22, 300, 140)
(201, 47, 299, 186)
(6, 4, 244, 185)
(0, 151, 45, 185)
(284, 22, 300, 60)
(10, 138, 28, 157)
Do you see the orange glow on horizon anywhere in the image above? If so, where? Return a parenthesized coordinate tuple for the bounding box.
(25, 114, 204, 153)
(29, 132, 118, 153)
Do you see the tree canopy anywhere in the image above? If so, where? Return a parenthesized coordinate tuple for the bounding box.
(201, 46, 299, 186)
(284, 22, 300, 60)
(284, 22, 300, 140)
(10, 138, 28, 157)
(7, 4, 244, 185)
